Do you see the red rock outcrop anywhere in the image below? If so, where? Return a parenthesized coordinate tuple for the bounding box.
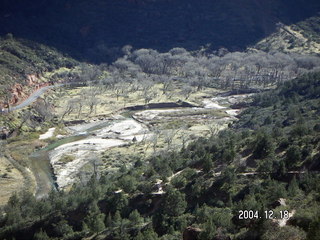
(10, 83, 26, 104)
(0, 73, 51, 109)
(27, 74, 40, 86)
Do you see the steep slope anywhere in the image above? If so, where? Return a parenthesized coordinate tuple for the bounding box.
(0, 36, 77, 105)
(1, 0, 320, 63)
(253, 14, 320, 54)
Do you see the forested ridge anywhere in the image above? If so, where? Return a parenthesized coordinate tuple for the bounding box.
(1, 72, 319, 240)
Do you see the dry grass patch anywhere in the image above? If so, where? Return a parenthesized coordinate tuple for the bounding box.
(0, 156, 24, 206)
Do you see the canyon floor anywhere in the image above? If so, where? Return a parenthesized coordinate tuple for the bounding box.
(0, 83, 253, 204)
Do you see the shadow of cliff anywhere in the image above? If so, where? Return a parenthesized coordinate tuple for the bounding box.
(1, 0, 320, 63)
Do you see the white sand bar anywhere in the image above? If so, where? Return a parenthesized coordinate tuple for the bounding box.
(39, 128, 56, 140)
(50, 138, 126, 164)
(203, 99, 226, 109)
(95, 119, 149, 137)
(49, 138, 126, 189)
(225, 109, 241, 116)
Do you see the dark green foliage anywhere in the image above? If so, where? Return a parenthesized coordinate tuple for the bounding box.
(287, 176, 300, 197)
(33, 229, 50, 240)
(203, 153, 213, 173)
(33, 200, 50, 221)
(285, 145, 302, 169)
(199, 218, 216, 240)
(84, 201, 106, 233)
(162, 187, 187, 217)
(134, 228, 159, 240)
(118, 175, 138, 193)
(253, 132, 274, 159)
(128, 210, 143, 227)
(307, 217, 320, 240)
(261, 225, 306, 240)
(52, 220, 74, 238)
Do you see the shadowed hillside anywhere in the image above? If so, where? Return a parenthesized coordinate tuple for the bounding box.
(1, 0, 320, 63)
(253, 14, 320, 54)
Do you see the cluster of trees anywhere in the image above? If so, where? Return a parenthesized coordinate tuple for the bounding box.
(97, 47, 320, 91)
(55, 47, 320, 120)
(1, 73, 320, 239)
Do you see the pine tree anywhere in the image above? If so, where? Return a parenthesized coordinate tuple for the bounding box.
(134, 231, 144, 240)
(199, 218, 216, 240)
(113, 210, 122, 227)
(285, 145, 301, 169)
(307, 217, 320, 240)
(33, 229, 50, 240)
(84, 201, 105, 233)
(203, 153, 213, 173)
(105, 212, 113, 228)
(288, 176, 299, 197)
(129, 209, 143, 227)
(33, 200, 50, 220)
(253, 132, 274, 159)
(143, 228, 159, 240)
(82, 222, 90, 235)
(53, 219, 74, 237)
(162, 187, 187, 217)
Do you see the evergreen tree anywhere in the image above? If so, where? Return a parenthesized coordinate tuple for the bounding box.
(33, 229, 50, 240)
(203, 153, 213, 173)
(253, 132, 274, 159)
(33, 200, 50, 221)
(142, 228, 159, 240)
(199, 218, 216, 240)
(134, 231, 144, 240)
(81, 222, 90, 235)
(129, 210, 143, 227)
(162, 187, 187, 217)
(84, 201, 105, 233)
(20, 190, 36, 219)
(113, 210, 122, 227)
(307, 217, 320, 240)
(285, 145, 301, 169)
(52, 219, 74, 237)
(288, 176, 299, 197)
(105, 212, 113, 228)
(5, 206, 22, 226)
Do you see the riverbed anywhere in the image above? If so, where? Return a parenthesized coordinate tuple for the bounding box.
(30, 93, 250, 196)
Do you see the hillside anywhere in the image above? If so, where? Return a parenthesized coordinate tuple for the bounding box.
(0, 36, 77, 106)
(253, 15, 320, 54)
(1, 0, 320, 63)
(0, 72, 319, 239)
